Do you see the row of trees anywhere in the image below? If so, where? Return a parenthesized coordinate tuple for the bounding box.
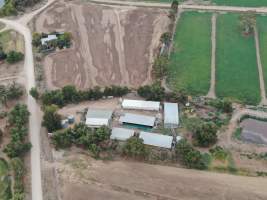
(0, 46, 24, 64)
(38, 85, 130, 107)
(0, 82, 24, 107)
(51, 123, 111, 158)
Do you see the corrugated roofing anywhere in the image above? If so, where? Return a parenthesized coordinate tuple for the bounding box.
(122, 99, 160, 111)
(164, 102, 179, 128)
(86, 109, 113, 119)
(119, 113, 155, 127)
(139, 131, 173, 149)
(110, 127, 135, 141)
(86, 109, 113, 127)
(41, 35, 57, 45)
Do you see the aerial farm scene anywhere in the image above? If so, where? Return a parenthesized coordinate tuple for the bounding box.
(0, 0, 267, 200)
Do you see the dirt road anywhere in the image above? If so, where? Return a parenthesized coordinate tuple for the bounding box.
(206, 13, 217, 99)
(0, 18, 43, 200)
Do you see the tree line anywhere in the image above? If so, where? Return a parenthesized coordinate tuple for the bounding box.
(0, 0, 41, 16)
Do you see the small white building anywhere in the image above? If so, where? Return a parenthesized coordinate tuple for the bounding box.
(139, 131, 173, 149)
(119, 113, 156, 128)
(85, 109, 113, 128)
(110, 127, 135, 141)
(41, 34, 58, 46)
(122, 99, 160, 111)
(164, 102, 179, 128)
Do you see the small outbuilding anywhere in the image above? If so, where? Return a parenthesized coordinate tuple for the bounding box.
(85, 109, 113, 128)
(110, 127, 135, 141)
(139, 131, 173, 149)
(119, 113, 156, 128)
(122, 99, 160, 111)
(41, 34, 58, 46)
(164, 102, 179, 128)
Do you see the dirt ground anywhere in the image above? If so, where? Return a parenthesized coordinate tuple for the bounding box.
(50, 151, 267, 200)
(32, 0, 170, 89)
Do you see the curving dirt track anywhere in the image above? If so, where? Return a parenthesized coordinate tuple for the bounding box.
(33, 0, 170, 89)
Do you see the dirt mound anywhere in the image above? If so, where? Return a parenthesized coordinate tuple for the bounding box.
(34, 0, 170, 89)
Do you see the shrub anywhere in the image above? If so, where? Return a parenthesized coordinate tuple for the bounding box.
(122, 137, 149, 160)
(137, 82, 165, 101)
(29, 87, 39, 100)
(193, 122, 218, 147)
(42, 105, 62, 132)
(6, 51, 24, 64)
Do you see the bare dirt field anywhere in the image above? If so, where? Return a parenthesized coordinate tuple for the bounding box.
(32, 0, 170, 89)
(51, 151, 267, 200)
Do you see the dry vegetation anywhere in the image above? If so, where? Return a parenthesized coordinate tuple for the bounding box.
(32, 0, 170, 89)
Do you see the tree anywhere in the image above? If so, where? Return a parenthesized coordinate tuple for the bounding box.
(0, 85, 8, 107)
(30, 87, 39, 100)
(6, 51, 24, 64)
(32, 32, 42, 47)
(171, 0, 179, 11)
(160, 32, 171, 44)
(0, 45, 7, 60)
(137, 82, 165, 101)
(194, 122, 218, 147)
(176, 139, 208, 169)
(122, 137, 149, 159)
(42, 105, 62, 132)
(6, 82, 24, 100)
(153, 56, 169, 79)
(8, 104, 30, 126)
(62, 85, 79, 103)
(239, 13, 256, 35)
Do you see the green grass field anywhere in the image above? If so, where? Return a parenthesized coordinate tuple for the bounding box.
(212, 0, 267, 7)
(216, 14, 260, 105)
(0, 158, 12, 200)
(257, 16, 267, 96)
(168, 12, 212, 95)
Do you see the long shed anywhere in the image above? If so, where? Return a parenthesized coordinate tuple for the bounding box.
(122, 99, 160, 111)
(139, 131, 173, 149)
(119, 113, 156, 127)
(110, 127, 135, 141)
(85, 109, 113, 128)
(164, 102, 179, 128)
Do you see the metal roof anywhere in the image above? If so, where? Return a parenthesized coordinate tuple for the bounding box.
(41, 35, 57, 45)
(122, 99, 160, 111)
(119, 113, 155, 127)
(86, 109, 113, 127)
(164, 102, 179, 128)
(139, 131, 173, 149)
(110, 127, 135, 141)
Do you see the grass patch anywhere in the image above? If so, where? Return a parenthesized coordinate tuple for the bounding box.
(168, 11, 212, 95)
(216, 14, 260, 105)
(0, 30, 24, 53)
(233, 127, 242, 140)
(212, 0, 267, 7)
(257, 15, 267, 96)
(0, 158, 12, 200)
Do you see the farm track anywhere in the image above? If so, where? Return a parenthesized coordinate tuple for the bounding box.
(206, 13, 217, 99)
(254, 27, 267, 106)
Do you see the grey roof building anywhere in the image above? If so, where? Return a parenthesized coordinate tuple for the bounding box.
(139, 131, 173, 149)
(119, 113, 156, 127)
(86, 109, 113, 128)
(110, 127, 135, 141)
(164, 102, 179, 128)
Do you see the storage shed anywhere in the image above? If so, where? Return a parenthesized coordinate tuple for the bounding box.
(122, 99, 160, 111)
(85, 109, 113, 128)
(164, 102, 179, 128)
(110, 127, 135, 141)
(119, 113, 156, 128)
(139, 131, 173, 149)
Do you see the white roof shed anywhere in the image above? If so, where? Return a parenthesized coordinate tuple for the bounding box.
(119, 113, 156, 127)
(164, 102, 179, 128)
(122, 99, 160, 111)
(110, 127, 135, 141)
(139, 131, 173, 149)
(85, 109, 113, 127)
(41, 35, 58, 45)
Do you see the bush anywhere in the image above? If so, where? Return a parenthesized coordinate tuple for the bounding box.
(29, 87, 39, 99)
(6, 51, 24, 64)
(208, 99, 233, 113)
(122, 137, 149, 160)
(176, 139, 208, 169)
(209, 146, 228, 161)
(193, 122, 218, 147)
(137, 82, 165, 101)
(42, 105, 62, 133)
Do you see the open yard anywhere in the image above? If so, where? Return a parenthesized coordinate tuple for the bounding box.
(51, 151, 267, 200)
(168, 11, 212, 95)
(32, 0, 169, 89)
(0, 158, 11, 200)
(257, 15, 267, 96)
(216, 13, 261, 105)
(212, 0, 267, 7)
